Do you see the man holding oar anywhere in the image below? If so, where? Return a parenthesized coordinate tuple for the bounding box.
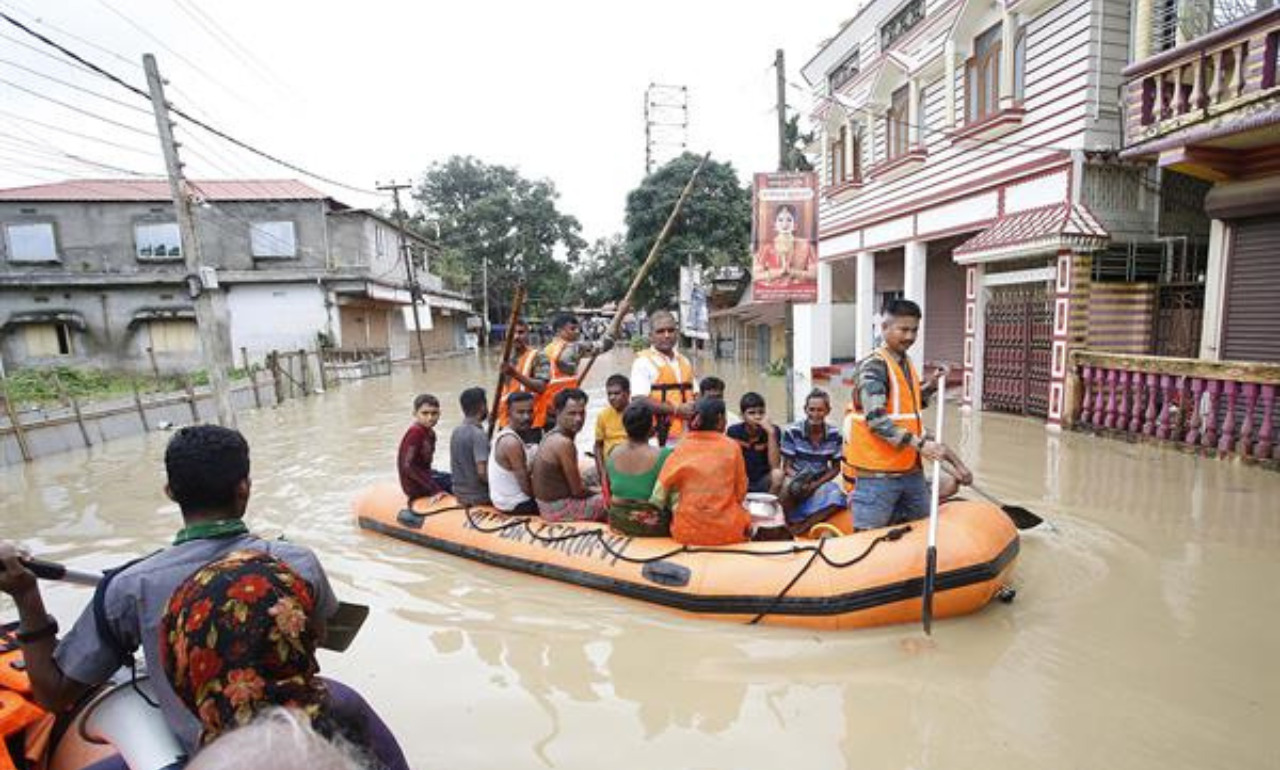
(0, 425, 407, 769)
(630, 310, 699, 446)
(495, 320, 548, 439)
(842, 299, 972, 531)
(532, 313, 614, 431)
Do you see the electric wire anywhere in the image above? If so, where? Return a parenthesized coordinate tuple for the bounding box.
(171, 0, 290, 97)
(0, 109, 157, 155)
(0, 56, 154, 115)
(0, 76, 156, 136)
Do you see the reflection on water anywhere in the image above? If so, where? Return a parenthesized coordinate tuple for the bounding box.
(3, 349, 1278, 769)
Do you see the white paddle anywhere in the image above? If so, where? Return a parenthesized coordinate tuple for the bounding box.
(921, 378, 946, 635)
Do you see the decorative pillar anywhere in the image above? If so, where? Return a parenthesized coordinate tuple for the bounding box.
(999, 9, 1019, 108)
(962, 263, 986, 413)
(944, 39, 957, 127)
(855, 251, 876, 360)
(1133, 0, 1154, 61)
(904, 240, 928, 365)
(908, 78, 922, 146)
(1048, 250, 1086, 430)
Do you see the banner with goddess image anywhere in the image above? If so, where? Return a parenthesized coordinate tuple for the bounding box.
(751, 171, 819, 303)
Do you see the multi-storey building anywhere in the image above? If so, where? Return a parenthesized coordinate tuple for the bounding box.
(799, 0, 1209, 426)
(0, 179, 472, 374)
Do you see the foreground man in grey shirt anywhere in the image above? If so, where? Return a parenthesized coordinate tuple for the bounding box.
(0, 425, 407, 769)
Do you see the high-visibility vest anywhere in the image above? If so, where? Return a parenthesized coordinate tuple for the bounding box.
(535, 337, 577, 428)
(639, 348, 696, 441)
(842, 347, 924, 483)
(496, 348, 538, 428)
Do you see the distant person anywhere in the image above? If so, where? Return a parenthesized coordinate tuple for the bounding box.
(727, 391, 783, 495)
(187, 708, 369, 770)
(489, 392, 540, 516)
(594, 374, 631, 463)
(496, 320, 548, 439)
(843, 299, 973, 531)
(781, 389, 846, 533)
(531, 388, 606, 522)
(532, 313, 614, 430)
(606, 401, 674, 537)
(450, 387, 491, 506)
(698, 376, 726, 403)
(650, 398, 751, 546)
(0, 426, 405, 769)
(397, 394, 450, 503)
(630, 310, 698, 445)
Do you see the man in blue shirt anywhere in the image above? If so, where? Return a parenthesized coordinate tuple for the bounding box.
(780, 389, 847, 533)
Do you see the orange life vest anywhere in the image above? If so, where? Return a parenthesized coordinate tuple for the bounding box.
(496, 348, 538, 428)
(842, 347, 924, 484)
(638, 348, 696, 441)
(0, 646, 48, 770)
(535, 337, 578, 428)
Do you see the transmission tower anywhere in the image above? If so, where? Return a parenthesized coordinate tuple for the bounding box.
(644, 83, 689, 174)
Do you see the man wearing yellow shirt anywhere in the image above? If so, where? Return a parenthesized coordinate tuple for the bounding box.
(593, 374, 630, 485)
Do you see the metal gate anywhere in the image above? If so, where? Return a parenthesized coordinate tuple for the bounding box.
(983, 282, 1054, 417)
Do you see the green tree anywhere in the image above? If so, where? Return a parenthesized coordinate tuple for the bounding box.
(784, 113, 815, 172)
(410, 156, 586, 323)
(569, 234, 629, 308)
(622, 153, 750, 310)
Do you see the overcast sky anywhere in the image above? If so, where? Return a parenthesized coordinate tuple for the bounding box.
(0, 0, 852, 242)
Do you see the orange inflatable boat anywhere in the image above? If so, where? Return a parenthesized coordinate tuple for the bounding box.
(354, 482, 1019, 630)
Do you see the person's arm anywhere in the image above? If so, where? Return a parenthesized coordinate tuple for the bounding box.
(780, 426, 797, 477)
(940, 445, 973, 486)
(857, 359, 921, 450)
(500, 436, 534, 498)
(473, 428, 490, 483)
(763, 421, 782, 471)
(649, 458, 678, 512)
(503, 362, 547, 394)
(530, 351, 552, 384)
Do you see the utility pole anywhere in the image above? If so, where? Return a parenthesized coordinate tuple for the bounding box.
(481, 254, 490, 349)
(143, 53, 236, 427)
(378, 181, 427, 373)
(776, 48, 796, 421)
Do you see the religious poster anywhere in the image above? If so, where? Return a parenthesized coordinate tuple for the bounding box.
(751, 171, 819, 303)
(678, 265, 710, 340)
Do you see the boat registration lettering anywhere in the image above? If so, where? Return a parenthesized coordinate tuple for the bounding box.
(464, 510, 632, 566)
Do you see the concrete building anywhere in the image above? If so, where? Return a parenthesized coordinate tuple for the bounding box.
(799, 0, 1210, 426)
(0, 179, 473, 374)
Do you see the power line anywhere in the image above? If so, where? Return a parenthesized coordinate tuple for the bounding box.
(0, 0, 141, 71)
(0, 108, 156, 154)
(171, 0, 289, 97)
(0, 9, 383, 197)
(0, 76, 156, 136)
(0, 56, 153, 115)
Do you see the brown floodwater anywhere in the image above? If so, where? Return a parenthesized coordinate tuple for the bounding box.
(2, 349, 1277, 769)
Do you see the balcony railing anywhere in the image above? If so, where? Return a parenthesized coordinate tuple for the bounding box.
(1124, 8, 1280, 148)
(1070, 350, 1280, 466)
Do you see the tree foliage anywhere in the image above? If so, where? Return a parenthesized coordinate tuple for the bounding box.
(784, 113, 815, 172)
(409, 156, 585, 322)
(621, 153, 751, 311)
(568, 234, 629, 308)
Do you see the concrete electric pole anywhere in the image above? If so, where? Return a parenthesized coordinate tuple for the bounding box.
(378, 181, 428, 373)
(143, 53, 236, 428)
(775, 48, 796, 421)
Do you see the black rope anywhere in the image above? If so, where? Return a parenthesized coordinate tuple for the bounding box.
(748, 538, 826, 625)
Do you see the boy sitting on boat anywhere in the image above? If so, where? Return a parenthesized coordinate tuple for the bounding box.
(397, 393, 451, 504)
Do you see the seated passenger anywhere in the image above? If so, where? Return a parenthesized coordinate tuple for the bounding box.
(531, 388, 606, 522)
(649, 398, 751, 546)
(698, 376, 726, 403)
(605, 401, 674, 537)
(187, 708, 368, 770)
(726, 391, 783, 495)
(780, 389, 847, 533)
(593, 374, 631, 467)
(397, 394, 451, 503)
(449, 387, 491, 507)
(489, 392, 540, 516)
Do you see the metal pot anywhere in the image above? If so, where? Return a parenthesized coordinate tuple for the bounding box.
(743, 492, 784, 532)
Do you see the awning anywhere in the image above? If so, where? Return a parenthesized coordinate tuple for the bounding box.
(127, 307, 196, 328)
(1, 310, 87, 331)
(953, 203, 1108, 264)
(425, 293, 472, 313)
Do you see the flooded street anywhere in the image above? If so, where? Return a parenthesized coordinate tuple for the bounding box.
(3, 349, 1277, 770)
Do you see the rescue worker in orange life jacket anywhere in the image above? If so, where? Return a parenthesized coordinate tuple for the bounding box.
(531, 313, 614, 430)
(497, 320, 549, 439)
(843, 298, 973, 531)
(630, 310, 698, 446)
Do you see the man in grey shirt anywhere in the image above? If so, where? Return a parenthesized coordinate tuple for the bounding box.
(450, 386, 491, 506)
(0, 425, 406, 768)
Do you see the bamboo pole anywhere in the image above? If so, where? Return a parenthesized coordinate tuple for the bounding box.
(183, 376, 200, 423)
(488, 284, 527, 439)
(1, 380, 32, 462)
(53, 374, 92, 448)
(131, 381, 149, 431)
(146, 346, 160, 381)
(298, 348, 310, 396)
(578, 152, 710, 385)
(269, 352, 284, 405)
(243, 347, 262, 409)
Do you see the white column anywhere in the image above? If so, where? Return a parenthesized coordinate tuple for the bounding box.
(1200, 218, 1229, 361)
(1000, 9, 1018, 107)
(907, 78, 921, 147)
(904, 240, 928, 365)
(944, 39, 957, 127)
(793, 262, 834, 416)
(855, 251, 876, 360)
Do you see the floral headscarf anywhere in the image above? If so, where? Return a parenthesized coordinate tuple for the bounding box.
(160, 550, 329, 744)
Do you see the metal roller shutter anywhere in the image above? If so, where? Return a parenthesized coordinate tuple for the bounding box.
(1222, 217, 1280, 364)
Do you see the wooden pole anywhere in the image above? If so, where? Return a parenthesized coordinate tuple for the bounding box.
(579, 152, 711, 385)
(146, 346, 160, 381)
(243, 347, 262, 409)
(53, 374, 91, 448)
(1, 380, 32, 463)
(298, 348, 310, 396)
(131, 381, 149, 431)
(269, 351, 284, 405)
(184, 376, 200, 423)
(488, 284, 527, 439)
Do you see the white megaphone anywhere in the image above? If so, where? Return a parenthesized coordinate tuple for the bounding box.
(80, 677, 186, 770)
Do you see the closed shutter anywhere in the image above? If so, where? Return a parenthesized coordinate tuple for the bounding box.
(1222, 217, 1280, 363)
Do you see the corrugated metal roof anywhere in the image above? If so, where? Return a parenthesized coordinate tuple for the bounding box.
(0, 179, 333, 203)
(953, 203, 1109, 263)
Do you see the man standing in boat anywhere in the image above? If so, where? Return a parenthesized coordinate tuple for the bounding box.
(843, 299, 972, 531)
(496, 320, 549, 439)
(532, 313, 614, 431)
(630, 310, 698, 446)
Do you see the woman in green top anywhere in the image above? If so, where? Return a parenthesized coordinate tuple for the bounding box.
(606, 400, 673, 536)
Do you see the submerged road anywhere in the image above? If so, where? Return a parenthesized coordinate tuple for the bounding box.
(2, 349, 1277, 769)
